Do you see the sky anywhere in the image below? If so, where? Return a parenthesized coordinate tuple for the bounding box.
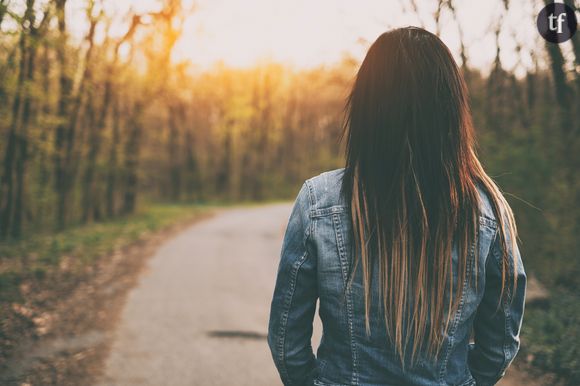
(171, 0, 542, 75)
(58, 0, 565, 76)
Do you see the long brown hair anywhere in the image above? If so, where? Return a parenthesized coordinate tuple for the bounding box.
(340, 27, 518, 366)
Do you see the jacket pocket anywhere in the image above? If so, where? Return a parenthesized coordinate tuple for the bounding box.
(313, 379, 350, 386)
(456, 377, 476, 386)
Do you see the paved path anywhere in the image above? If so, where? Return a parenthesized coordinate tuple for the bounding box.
(98, 203, 525, 386)
(99, 204, 301, 386)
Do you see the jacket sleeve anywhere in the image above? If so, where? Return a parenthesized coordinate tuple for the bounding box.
(268, 182, 318, 386)
(468, 226, 527, 386)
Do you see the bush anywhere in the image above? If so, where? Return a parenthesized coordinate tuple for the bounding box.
(521, 289, 580, 385)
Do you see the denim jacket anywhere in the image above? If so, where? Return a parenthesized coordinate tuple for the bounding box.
(268, 168, 526, 386)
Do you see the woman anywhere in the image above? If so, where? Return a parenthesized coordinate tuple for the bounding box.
(268, 27, 526, 386)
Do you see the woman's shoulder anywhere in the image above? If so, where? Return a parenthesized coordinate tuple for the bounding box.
(303, 168, 346, 211)
(474, 182, 501, 228)
(301, 170, 503, 227)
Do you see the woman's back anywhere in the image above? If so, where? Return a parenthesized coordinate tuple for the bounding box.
(268, 168, 525, 385)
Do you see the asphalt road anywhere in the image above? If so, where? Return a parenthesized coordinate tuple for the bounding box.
(98, 203, 305, 386)
(97, 203, 525, 386)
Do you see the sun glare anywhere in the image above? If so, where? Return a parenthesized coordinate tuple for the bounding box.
(172, 0, 354, 69)
(171, 0, 540, 75)
(68, 0, 542, 75)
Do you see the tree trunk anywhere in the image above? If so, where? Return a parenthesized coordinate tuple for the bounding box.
(36, 46, 52, 224)
(82, 58, 113, 223)
(0, 0, 35, 238)
(106, 95, 120, 217)
(53, 0, 71, 230)
(12, 17, 38, 238)
(184, 125, 199, 201)
(122, 102, 144, 215)
(168, 104, 182, 201)
(81, 91, 99, 223)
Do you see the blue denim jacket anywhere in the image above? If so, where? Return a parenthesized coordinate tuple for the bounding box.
(268, 168, 526, 386)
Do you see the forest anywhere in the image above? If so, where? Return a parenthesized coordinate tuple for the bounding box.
(0, 0, 579, 384)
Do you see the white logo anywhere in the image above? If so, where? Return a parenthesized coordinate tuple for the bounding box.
(548, 12, 567, 34)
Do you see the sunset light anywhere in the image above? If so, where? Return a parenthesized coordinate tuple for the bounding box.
(62, 0, 544, 74)
(172, 0, 540, 73)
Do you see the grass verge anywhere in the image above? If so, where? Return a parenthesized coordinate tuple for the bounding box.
(0, 203, 211, 304)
